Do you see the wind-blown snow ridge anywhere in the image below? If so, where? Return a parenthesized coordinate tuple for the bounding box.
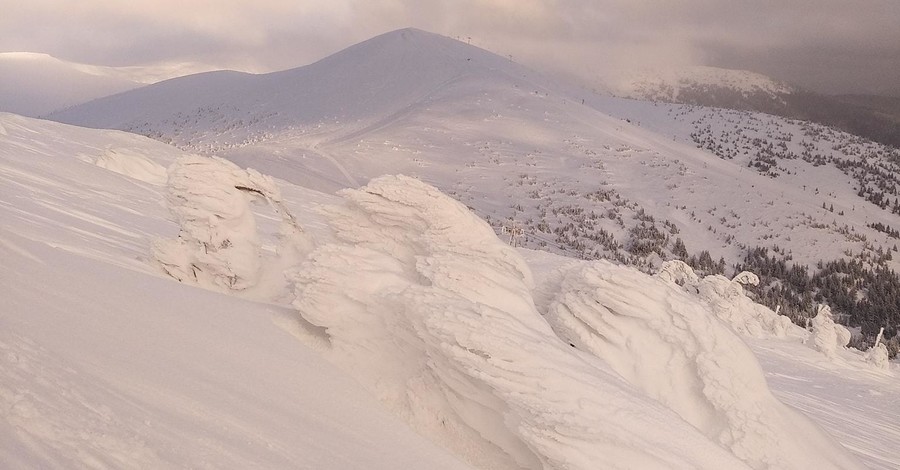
(289, 174, 862, 470)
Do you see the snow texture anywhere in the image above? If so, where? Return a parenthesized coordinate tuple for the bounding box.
(545, 260, 865, 470)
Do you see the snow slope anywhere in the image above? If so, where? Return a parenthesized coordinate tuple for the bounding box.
(3, 113, 897, 469)
(0, 113, 470, 469)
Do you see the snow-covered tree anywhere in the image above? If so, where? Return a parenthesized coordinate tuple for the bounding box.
(153, 155, 306, 292)
(809, 304, 851, 359)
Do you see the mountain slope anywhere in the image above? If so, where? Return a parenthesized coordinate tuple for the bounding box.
(50, 28, 900, 339)
(0, 112, 474, 469)
(5, 113, 896, 469)
(50, 28, 535, 146)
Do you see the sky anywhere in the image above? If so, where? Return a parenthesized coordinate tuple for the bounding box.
(2, 0, 899, 95)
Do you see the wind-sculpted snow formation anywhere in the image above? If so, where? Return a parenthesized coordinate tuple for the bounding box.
(289, 175, 864, 470)
(546, 261, 864, 470)
(657, 261, 795, 338)
(154, 155, 309, 292)
(697, 272, 796, 338)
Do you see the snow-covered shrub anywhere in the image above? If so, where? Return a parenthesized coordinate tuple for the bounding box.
(865, 342, 890, 370)
(153, 155, 304, 292)
(809, 304, 850, 359)
(656, 259, 699, 287)
(657, 264, 793, 338)
(291, 175, 750, 470)
(547, 261, 864, 470)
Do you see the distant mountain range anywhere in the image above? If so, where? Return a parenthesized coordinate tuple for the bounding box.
(605, 66, 900, 148)
(0, 52, 225, 117)
(0, 52, 142, 117)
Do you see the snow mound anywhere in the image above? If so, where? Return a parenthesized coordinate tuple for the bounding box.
(94, 148, 168, 185)
(546, 260, 865, 470)
(153, 155, 308, 293)
(291, 175, 749, 470)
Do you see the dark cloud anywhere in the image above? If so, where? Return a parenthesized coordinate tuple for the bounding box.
(1, 0, 898, 94)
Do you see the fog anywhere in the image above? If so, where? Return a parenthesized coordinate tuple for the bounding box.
(2, 0, 898, 94)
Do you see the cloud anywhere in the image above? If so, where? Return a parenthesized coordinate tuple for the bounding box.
(1, 0, 898, 94)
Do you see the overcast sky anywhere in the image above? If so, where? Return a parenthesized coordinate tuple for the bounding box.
(2, 0, 899, 95)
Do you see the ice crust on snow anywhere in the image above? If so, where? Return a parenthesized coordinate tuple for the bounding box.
(290, 175, 864, 470)
(546, 261, 864, 470)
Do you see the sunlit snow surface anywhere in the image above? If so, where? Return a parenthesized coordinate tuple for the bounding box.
(1, 112, 897, 469)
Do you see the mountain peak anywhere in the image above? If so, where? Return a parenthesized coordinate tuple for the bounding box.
(50, 27, 527, 133)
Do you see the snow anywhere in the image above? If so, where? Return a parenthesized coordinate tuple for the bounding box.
(543, 259, 862, 469)
(47, 28, 900, 282)
(290, 175, 749, 470)
(810, 305, 853, 359)
(92, 148, 168, 185)
(0, 113, 472, 469)
(3, 28, 900, 470)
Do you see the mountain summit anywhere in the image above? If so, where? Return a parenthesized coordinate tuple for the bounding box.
(50, 28, 529, 135)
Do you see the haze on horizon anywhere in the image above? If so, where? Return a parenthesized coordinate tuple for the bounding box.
(2, 0, 898, 96)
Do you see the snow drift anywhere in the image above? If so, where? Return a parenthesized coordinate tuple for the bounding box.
(289, 175, 863, 470)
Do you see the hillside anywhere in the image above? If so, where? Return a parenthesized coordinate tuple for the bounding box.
(3, 112, 898, 469)
(49, 28, 900, 342)
(0, 52, 143, 117)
